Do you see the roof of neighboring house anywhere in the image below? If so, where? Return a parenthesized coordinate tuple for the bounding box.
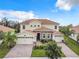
(0, 25, 14, 32)
(72, 25, 79, 33)
(33, 26, 53, 32)
(21, 19, 59, 25)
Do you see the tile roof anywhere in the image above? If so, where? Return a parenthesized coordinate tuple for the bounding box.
(33, 26, 53, 32)
(20, 19, 59, 25)
(53, 31, 63, 35)
(72, 25, 79, 33)
(0, 25, 14, 32)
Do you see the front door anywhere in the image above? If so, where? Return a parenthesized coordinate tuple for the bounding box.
(37, 33, 40, 41)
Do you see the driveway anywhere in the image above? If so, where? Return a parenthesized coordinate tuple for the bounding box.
(57, 43, 78, 57)
(5, 44, 33, 58)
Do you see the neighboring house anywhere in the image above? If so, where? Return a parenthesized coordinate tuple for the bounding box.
(70, 25, 79, 41)
(0, 25, 14, 45)
(0, 25, 14, 32)
(17, 19, 64, 44)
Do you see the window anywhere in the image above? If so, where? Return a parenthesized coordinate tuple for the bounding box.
(43, 34, 45, 38)
(34, 25, 36, 27)
(55, 26, 57, 29)
(48, 34, 50, 38)
(23, 25, 25, 29)
(31, 25, 32, 27)
(38, 25, 40, 27)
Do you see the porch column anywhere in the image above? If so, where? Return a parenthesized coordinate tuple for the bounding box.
(51, 33, 53, 40)
(40, 32, 42, 40)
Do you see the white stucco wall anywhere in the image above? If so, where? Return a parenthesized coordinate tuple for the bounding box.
(70, 33, 78, 41)
(40, 33, 52, 40)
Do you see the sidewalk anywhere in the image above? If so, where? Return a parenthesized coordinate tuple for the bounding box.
(57, 43, 78, 57)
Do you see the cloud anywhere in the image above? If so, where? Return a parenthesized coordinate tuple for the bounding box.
(0, 10, 37, 22)
(56, 0, 79, 11)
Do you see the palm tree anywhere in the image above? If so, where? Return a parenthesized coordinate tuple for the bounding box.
(2, 32, 17, 48)
(45, 41, 62, 59)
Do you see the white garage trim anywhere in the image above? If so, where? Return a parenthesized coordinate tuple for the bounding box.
(16, 31, 36, 44)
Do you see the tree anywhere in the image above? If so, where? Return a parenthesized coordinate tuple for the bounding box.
(1, 17, 9, 27)
(2, 32, 17, 48)
(59, 26, 74, 36)
(45, 41, 62, 59)
(0, 17, 20, 33)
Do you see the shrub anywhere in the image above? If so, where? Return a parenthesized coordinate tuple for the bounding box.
(40, 39, 48, 43)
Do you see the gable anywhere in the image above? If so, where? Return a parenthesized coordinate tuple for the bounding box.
(20, 19, 59, 25)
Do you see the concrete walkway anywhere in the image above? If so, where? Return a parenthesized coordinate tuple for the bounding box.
(5, 44, 33, 58)
(57, 43, 78, 57)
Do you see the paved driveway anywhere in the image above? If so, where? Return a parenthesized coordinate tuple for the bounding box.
(5, 44, 33, 58)
(57, 43, 78, 57)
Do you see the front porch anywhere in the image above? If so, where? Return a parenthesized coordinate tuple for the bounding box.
(36, 32, 53, 41)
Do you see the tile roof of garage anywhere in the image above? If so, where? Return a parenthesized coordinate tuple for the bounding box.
(0, 25, 14, 32)
(53, 31, 63, 35)
(21, 19, 59, 25)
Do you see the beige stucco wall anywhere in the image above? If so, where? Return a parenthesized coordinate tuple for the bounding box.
(20, 21, 59, 33)
(42, 24, 59, 31)
(20, 21, 41, 32)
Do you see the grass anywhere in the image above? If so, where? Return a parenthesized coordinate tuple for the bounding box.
(0, 46, 10, 58)
(32, 49, 47, 57)
(32, 41, 65, 57)
(64, 35, 79, 55)
(60, 51, 65, 57)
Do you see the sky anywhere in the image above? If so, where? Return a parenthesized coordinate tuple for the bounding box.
(0, 0, 79, 25)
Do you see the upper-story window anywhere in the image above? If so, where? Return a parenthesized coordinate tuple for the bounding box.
(34, 25, 36, 27)
(55, 26, 57, 29)
(43, 34, 45, 38)
(48, 34, 50, 38)
(23, 25, 25, 29)
(38, 25, 40, 27)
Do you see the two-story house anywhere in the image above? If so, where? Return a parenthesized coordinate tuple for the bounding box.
(17, 19, 64, 44)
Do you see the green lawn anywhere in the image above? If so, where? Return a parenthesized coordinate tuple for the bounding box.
(64, 35, 79, 55)
(0, 47, 10, 58)
(32, 49, 47, 57)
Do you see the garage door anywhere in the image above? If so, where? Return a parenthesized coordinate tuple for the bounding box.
(16, 37, 34, 44)
(54, 35, 64, 42)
